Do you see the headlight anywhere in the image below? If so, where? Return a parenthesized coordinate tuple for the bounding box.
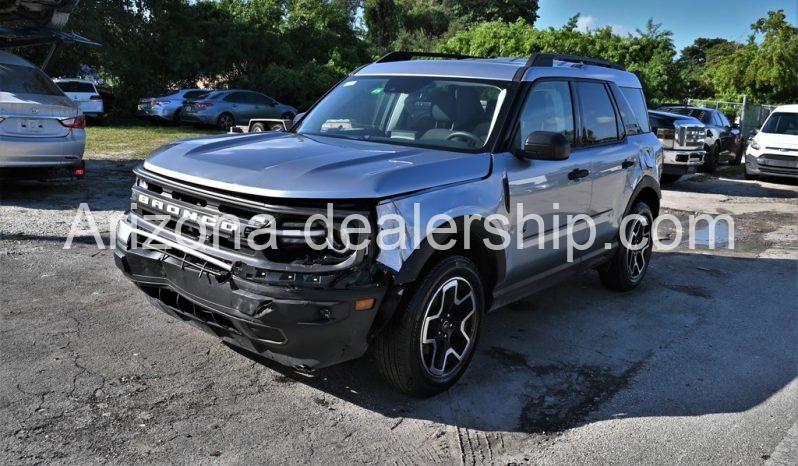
(749, 140, 761, 150)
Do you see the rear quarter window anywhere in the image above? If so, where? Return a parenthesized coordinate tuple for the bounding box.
(619, 87, 651, 133)
(0, 64, 64, 96)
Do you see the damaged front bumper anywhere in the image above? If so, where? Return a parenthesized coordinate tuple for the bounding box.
(113, 214, 390, 369)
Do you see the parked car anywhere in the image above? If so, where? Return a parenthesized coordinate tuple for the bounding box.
(179, 89, 297, 130)
(744, 105, 798, 180)
(114, 52, 662, 396)
(649, 110, 705, 183)
(0, 51, 85, 180)
(659, 105, 742, 172)
(53, 78, 105, 122)
(136, 89, 211, 125)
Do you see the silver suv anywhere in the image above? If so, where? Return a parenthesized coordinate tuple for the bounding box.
(115, 52, 662, 396)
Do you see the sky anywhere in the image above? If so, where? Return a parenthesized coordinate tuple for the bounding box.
(535, 0, 798, 53)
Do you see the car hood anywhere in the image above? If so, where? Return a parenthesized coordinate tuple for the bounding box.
(143, 132, 491, 199)
(754, 131, 798, 150)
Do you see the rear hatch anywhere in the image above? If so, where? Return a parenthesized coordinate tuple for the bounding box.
(0, 64, 77, 138)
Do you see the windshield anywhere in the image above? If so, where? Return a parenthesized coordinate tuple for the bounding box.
(295, 76, 508, 151)
(761, 112, 798, 136)
(0, 64, 64, 96)
(663, 107, 713, 125)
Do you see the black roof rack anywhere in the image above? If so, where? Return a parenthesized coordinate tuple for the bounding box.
(526, 53, 625, 71)
(375, 51, 479, 63)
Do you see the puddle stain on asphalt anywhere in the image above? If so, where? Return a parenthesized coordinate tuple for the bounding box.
(486, 346, 645, 433)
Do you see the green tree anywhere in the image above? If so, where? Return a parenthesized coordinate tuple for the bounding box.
(451, 0, 538, 24)
(705, 10, 798, 103)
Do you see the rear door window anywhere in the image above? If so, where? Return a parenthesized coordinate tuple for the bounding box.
(619, 86, 651, 133)
(224, 92, 248, 103)
(609, 84, 641, 135)
(576, 81, 620, 145)
(0, 63, 63, 96)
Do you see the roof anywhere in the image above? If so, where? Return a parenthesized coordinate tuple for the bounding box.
(649, 109, 701, 121)
(773, 104, 798, 113)
(354, 57, 642, 87)
(660, 105, 715, 112)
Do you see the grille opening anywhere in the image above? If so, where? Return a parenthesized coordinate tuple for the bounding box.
(140, 285, 286, 343)
(171, 190, 208, 207)
(218, 203, 258, 219)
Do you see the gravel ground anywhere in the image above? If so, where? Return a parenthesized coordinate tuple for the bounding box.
(1, 161, 796, 464)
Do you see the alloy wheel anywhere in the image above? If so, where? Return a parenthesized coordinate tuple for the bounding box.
(419, 277, 478, 379)
(625, 216, 652, 280)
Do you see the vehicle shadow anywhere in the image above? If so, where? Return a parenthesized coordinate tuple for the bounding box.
(0, 159, 139, 211)
(664, 174, 798, 198)
(228, 252, 798, 434)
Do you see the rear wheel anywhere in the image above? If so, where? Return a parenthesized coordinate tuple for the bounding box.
(250, 122, 267, 132)
(660, 174, 681, 184)
(374, 256, 483, 397)
(699, 143, 719, 173)
(598, 201, 654, 291)
(217, 113, 235, 131)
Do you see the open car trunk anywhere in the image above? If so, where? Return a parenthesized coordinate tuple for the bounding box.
(0, 0, 80, 29)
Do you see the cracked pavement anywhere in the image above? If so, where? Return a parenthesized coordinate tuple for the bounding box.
(1, 162, 796, 464)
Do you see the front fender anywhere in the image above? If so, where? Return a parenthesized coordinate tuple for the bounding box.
(375, 176, 506, 284)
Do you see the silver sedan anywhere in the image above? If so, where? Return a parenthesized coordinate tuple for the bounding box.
(0, 51, 86, 180)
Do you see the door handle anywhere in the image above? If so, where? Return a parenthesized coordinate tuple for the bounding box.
(621, 159, 635, 169)
(568, 168, 590, 181)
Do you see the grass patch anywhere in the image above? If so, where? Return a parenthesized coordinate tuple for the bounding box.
(84, 120, 217, 160)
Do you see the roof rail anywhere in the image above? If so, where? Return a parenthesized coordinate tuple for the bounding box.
(526, 53, 625, 71)
(375, 51, 479, 63)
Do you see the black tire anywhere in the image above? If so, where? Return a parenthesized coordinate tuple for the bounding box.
(729, 145, 744, 166)
(250, 122, 267, 133)
(172, 108, 182, 126)
(598, 201, 654, 291)
(699, 143, 719, 173)
(374, 256, 484, 397)
(217, 113, 235, 131)
(660, 174, 681, 184)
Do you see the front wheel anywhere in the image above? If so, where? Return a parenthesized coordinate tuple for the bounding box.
(374, 256, 484, 397)
(699, 143, 719, 173)
(598, 201, 654, 291)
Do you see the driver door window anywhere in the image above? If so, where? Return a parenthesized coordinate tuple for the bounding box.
(514, 80, 575, 152)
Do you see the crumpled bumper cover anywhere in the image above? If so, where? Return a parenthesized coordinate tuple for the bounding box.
(114, 233, 388, 370)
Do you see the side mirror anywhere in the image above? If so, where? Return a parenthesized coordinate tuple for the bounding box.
(522, 131, 571, 160)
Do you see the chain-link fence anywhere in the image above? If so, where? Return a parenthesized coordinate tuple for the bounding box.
(686, 97, 779, 138)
